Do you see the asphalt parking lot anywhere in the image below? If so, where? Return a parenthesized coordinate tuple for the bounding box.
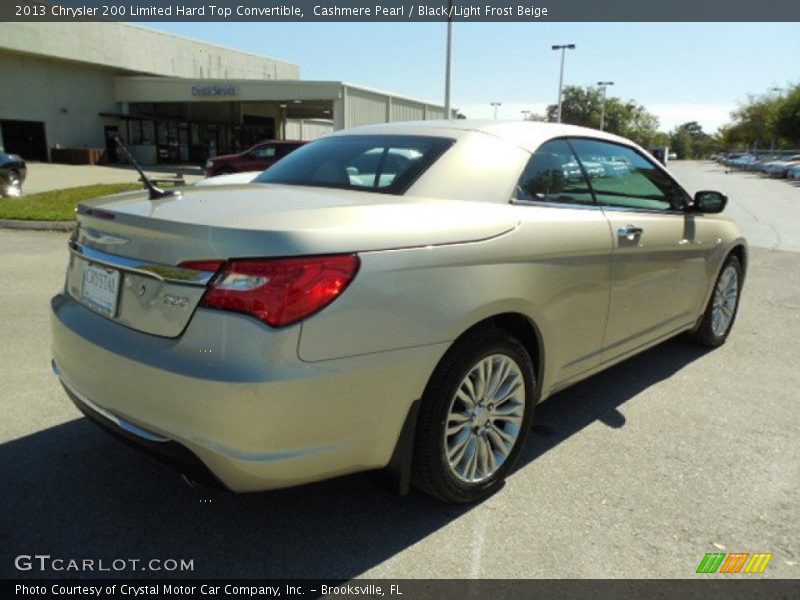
(0, 161, 797, 579)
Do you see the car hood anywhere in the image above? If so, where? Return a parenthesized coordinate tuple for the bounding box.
(77, 184, 519, 264)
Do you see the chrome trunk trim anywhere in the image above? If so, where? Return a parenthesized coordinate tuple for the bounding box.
(68, 241, 217, 286)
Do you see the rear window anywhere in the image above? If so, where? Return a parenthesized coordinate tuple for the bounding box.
(254, 135, 454, 194)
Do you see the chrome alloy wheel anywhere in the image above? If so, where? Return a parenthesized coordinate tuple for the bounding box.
(711, 265, 739, 337)
(444, 354, 527, 483)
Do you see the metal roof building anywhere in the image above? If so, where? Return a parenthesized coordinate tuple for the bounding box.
(0, 22, 449, 164)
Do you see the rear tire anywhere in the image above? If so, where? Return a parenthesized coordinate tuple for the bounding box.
(691, 255, 743, 347)
(412, 327, 535, 503)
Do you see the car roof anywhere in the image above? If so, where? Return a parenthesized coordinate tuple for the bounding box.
(254, 140, 306, 145)
(329, 119, 639, 153)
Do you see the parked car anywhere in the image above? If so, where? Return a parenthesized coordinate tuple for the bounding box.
(51, 121, 746, 503)
(0, 152, 26, 197)
(194, 171, 261, 187)
(763, 155, 800, 178)
(788, 164, 800, 179)
(204, 140, 306, 177)
(728, 154, 758, 169)
(750, 154, 783, 173)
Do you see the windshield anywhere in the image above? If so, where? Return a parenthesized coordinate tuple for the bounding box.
(254, 135, 455, 194)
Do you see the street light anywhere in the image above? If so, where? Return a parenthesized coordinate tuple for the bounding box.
(597, 81, 614, 131)
(551, 43, 576, 123)
(444, 1, 454, 118)
(490, 102, 502, 120)
(521, 110, 531, 121)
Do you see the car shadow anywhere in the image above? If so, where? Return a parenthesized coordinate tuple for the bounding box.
(0, 338, 707, 580)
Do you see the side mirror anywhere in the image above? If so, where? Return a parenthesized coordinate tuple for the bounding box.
(692, 190, 727, 214)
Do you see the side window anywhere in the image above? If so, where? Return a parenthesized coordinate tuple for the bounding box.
(514, 139, 594, 205)
(253, 145, 277, 158)
(568, 138, 689, 211)
(275, 144, 298, 158)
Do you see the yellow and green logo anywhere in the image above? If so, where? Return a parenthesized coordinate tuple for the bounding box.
(696, 552, 773, 574)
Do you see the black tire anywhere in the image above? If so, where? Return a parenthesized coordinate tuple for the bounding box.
(690, 254, 743, 347)
(412, 326, 536, 503)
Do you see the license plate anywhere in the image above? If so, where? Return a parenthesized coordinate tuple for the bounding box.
(81, 262, 120, 318)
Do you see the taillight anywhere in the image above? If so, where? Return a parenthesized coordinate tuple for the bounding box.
(184, 255, 359, 328)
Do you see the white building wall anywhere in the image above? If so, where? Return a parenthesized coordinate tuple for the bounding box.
(285, 119, 334, 141)
(344, 88, 390, 128)
(0, 22, 299, 80)
(390, 99, 426, 122)
(0, 51, 119, 151)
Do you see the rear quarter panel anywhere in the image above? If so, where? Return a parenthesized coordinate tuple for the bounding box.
(298, 204, 615, 398)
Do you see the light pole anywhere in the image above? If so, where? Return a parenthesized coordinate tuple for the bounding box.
(597, 81, 614, 131)
(551, 43, 575, 123)
(521, 110, 531, 121)
(490, 102, 502, 120)
(444, 1, 453, 119)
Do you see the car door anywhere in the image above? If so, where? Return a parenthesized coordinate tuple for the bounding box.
(245, 144, 277, 170)
(513, 139, 614, 385)
(569, 137, 716, 361)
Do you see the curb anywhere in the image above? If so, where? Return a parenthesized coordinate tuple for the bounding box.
(0, 219, 75, 232)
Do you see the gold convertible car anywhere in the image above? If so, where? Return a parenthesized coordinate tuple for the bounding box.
(51, 121, 746, 503)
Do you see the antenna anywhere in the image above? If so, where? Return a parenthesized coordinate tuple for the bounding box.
(114, 136, 181, 201)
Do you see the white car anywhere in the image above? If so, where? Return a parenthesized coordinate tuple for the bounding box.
(194, 171, 261, 187)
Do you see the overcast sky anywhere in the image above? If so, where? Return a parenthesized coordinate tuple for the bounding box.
(143, 21, 800, 134)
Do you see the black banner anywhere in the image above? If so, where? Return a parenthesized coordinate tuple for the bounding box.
(5, 579, 800, 600)
(3, 0, 800, 22)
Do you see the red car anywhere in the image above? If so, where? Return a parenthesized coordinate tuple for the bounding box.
(204, 140, 306, 177)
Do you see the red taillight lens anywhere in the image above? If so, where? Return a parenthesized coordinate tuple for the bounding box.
(196, 254, 359, 328)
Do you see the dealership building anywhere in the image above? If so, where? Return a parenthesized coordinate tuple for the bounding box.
(0, 22, 450, 164)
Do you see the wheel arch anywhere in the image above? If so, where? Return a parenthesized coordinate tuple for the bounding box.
(380, 311, 545, 497)
(729, 243, 747, 279)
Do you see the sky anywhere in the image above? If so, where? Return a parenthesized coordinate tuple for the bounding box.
(142, 21, 800, 134)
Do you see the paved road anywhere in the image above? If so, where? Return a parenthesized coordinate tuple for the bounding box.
(669, 160, 800, 252)
(0, 162, 798, 579)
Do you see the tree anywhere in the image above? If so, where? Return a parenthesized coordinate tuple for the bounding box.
(669, 121, 715, 158)
(722, 92, 783, 149)
(669, 128, 694, 159)
(545, 85, 660, 147)
(545, 86, 603, 128)
(774, 85, 800, 144)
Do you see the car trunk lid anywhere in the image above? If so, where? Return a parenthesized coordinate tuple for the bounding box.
(67, 184, 517, 338)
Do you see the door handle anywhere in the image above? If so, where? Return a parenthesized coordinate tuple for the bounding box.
(618, 225, 643, 241)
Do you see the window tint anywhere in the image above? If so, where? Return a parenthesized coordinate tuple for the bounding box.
(514, 139, 593, 205)
(569, 138, 689, 211)
(253, 145, 277, 158)
(275, 144, 298, 158)
(255, 135, 454, 194)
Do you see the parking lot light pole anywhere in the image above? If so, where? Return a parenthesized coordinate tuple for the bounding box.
(521, 110, 531, 120)
(552, 44, 575, 123)
(490, 102, 502, 120)
(597, 81, 614, 131)
(444, 2, 453, 118)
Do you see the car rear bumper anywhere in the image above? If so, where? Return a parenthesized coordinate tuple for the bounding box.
(50, 292, 447, 492)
